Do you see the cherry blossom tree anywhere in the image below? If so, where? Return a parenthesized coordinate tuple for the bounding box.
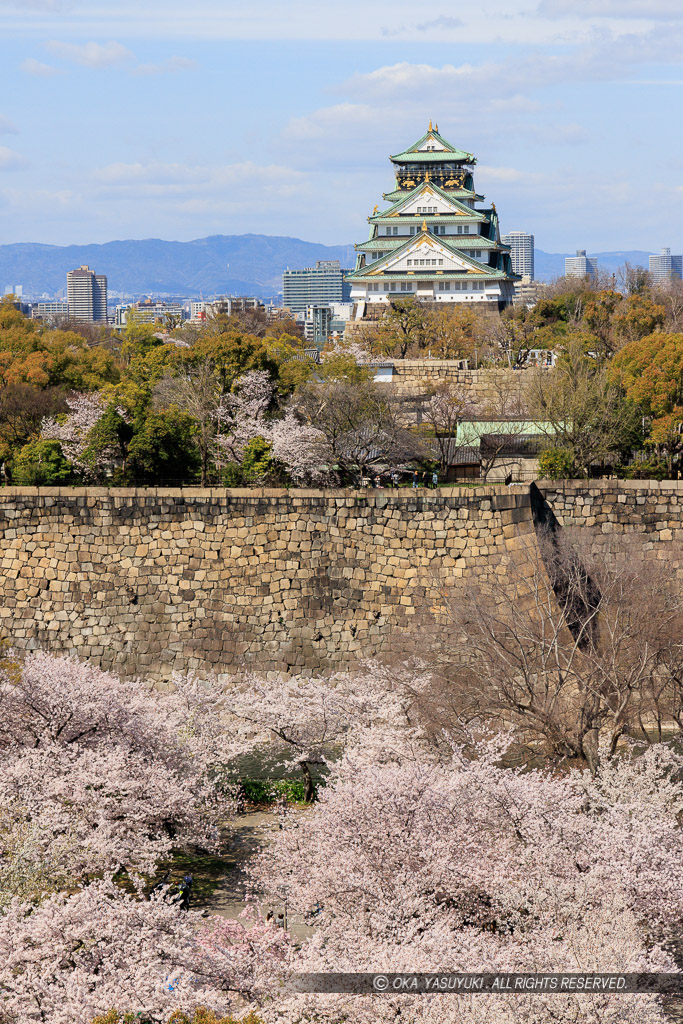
(223, 668, 429, 800)
(0, 652, 233, 903)
(41, 392, 122, 481)
(214, 372, 329, 484)
(0, 878, 287, 1024)
(249, 737, 683, 1024)
(213, 371, 275, 466)
(268, 411, 327, 485)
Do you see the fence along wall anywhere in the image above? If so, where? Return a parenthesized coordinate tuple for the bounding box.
(0, 486, 536, 681)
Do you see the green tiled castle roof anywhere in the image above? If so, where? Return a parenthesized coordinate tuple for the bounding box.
(358, 235, 497, 252)
(346, 230, 509, 281)
(390, 126, 475, 164)
(372, 179, 488, 221)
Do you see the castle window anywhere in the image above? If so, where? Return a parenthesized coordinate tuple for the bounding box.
(401, 282, 413, 291)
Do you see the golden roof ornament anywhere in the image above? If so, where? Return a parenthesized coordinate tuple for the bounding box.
(424, 169, 430, 181)
(421, 219, 428, 232)
(373, 204, 379, 214)
(428, 119, 432, 131)
(435, 123, 439, 132)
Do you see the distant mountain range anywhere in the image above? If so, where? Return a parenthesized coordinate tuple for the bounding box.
(0, 234, 357, 300)
(0, 234, 656, 300)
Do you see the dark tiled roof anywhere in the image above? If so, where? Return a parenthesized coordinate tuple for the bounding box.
(437, 440, 481, 465)
(480, 433, 546, 458)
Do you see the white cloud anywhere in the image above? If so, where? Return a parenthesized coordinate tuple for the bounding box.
(415, 15, 464, 30)
(477, 165, 542, 184)
(132, 56, 197, 76)
(286, 103, 375, 140)
(0, 147, 28, 171)
(45, 39, 134, 68)
(21, 57, 61, 76)
(538, 0, 683, 18)
(91, 159, 309, 205)
(0, 0, 76, 8)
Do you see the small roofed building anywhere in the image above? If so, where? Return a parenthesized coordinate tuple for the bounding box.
(346, 121, 517, 323)
(435, 422, 552, 483)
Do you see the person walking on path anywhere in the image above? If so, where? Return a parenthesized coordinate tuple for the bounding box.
(412, 471, 419, 489)
(432, 470, 438, 489)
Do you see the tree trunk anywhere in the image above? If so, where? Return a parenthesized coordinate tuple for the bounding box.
(301, 761, 315, 803)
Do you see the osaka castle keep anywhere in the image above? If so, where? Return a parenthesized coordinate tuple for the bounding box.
(347, 122, 517, 319)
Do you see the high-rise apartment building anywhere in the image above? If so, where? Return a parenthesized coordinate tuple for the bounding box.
(66, 265, 108, 322)
(565, 250, 598, 279)
(282, 260, 351, 313)
(501, 231, 534, 280)
(649, 247, 683, 283)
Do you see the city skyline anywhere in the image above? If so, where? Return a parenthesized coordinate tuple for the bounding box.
(1, 0, 683, 251)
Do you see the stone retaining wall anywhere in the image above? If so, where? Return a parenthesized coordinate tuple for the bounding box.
(536, 479, 683, 572)
(0, 486, 535, 681)
(1, 482, 679, 681)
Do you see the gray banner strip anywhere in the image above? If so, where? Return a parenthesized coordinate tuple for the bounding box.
(290, 973, 683, 995)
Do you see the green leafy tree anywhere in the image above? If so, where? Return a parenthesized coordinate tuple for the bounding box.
(240, 436, 277, 483)
(613, 295, 666, 346)
(610, 331, 683, 418)
(126, 409, 200, 486)
(528, 341, 641, 476)
(11, 439, 73, 485)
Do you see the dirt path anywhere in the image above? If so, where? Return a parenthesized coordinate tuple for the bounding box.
(195, 807, 312, 941)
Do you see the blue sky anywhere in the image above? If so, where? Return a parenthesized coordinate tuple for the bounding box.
(1, 0, 682, 252)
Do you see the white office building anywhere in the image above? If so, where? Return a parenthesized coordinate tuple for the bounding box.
(649, 247, 683, 283)
(565, 250, 598, 279)
(501, 231, 534, 280)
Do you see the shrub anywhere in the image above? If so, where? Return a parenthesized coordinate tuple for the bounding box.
(537, 446, 574, 480)
(238, 777, 309, 805)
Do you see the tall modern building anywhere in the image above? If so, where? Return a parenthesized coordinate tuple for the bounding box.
(282, 260, 351, 313)
(66, 265, 108, 322)
(565, 250, 598, 279)
(501, 231, 534, 280)
(346, 122, 516, 316)
(649, 247, 683, 283)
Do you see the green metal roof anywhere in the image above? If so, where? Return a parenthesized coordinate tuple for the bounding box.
(372, 178, 488, 222)
(455, 421, 556, 445)
(390, 127, 475, 164)
(384, 187, 483, 203)
(346, 231, 510, 281)
(358, 235, 495, 251)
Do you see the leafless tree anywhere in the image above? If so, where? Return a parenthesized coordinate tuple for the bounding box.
(421, 383, 477, 475)
(293, 378, 426, 481)
(411, 530, 683, 772)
